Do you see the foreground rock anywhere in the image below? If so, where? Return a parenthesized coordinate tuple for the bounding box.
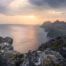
(0, 37, 24, 66)
(21, 49, 64, 66)
(38, 36, 66, 66)
(42, 49, 64, 66)
(0, 36, 66, 66)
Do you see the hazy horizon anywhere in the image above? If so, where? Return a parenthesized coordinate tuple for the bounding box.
(0, 25, 48, 53)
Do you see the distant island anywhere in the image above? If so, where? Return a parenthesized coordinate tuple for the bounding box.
(41, 20, 66, 38)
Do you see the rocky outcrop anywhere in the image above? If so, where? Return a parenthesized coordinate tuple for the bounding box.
(0, 36, 66, 66)
(0, 37, 24, 66)
(21, 49, 64, 66)
(38, 36, 66, 66)
(41, 49, 64, 66)
(41, 20, 66, 38)
(38, 36, 66, 51)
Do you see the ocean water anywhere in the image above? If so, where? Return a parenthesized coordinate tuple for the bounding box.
(0, 25, 48, 53)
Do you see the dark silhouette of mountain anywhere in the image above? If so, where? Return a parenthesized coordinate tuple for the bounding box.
(41, 20, 66, 38)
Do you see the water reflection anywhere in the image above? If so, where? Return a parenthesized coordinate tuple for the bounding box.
(0, 25, 48, 53)
(11, 26, 38, 53)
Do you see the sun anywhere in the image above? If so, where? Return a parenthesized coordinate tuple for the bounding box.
(27, 15, 36, 19)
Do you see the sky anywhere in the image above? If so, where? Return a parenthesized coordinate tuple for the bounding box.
(0, 0, 66, 24)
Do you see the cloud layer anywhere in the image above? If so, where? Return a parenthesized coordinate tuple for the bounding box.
(29, 0, 66, 8)
(0, 0, 66, 24)
(0, 0, 13, 14)
(0, 0, 66, 15)
(0, 0, 30, 15)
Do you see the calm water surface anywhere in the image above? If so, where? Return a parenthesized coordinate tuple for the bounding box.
(0, 25, 48, 53)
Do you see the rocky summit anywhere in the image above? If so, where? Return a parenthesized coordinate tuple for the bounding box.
(0, 36, 66, 66)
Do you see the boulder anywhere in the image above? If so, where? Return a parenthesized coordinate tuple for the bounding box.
(4, 37, 13, 45)
(41, 49, 64, 66)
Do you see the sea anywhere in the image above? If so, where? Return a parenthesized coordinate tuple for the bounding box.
(0, 24, 48, 53)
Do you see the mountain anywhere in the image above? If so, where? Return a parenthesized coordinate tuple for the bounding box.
(41, 20, 66, 38)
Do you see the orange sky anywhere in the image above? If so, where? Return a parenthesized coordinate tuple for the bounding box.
(0, 13, 66, 25)
(0, 0, 66, 24)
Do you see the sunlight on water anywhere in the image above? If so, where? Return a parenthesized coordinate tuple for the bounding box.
(11, 26, 38, 53)
(0, 25, 48, 53)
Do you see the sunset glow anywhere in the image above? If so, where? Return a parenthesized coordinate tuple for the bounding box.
(0, 0, 66, 24)
(27, 15, 36, 19)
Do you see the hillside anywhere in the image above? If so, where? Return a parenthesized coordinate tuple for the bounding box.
(41, 20, 66, 38)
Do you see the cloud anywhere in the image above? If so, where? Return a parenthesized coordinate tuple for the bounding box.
(29, 0, 66, 8)
(45, 0, 66, 8)
(0, 0, 66, 16)
(0, 0, 13, 14)
(0, 0, 33, 15)
(29, 0, 46, 6)
(0, 6, 6, 13)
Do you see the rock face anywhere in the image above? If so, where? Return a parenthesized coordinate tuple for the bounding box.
(41, 49, 64, 66)
(21, 49, 64, 66)
(0, 36, 66, 66)
(0, 37, 24, 66)
(4, 37, 13, 45)
(38, 36, 65, 51)
(21, 51, 42, 66)
(41, 20, 66, 38)
(38, 36, 66, 66)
